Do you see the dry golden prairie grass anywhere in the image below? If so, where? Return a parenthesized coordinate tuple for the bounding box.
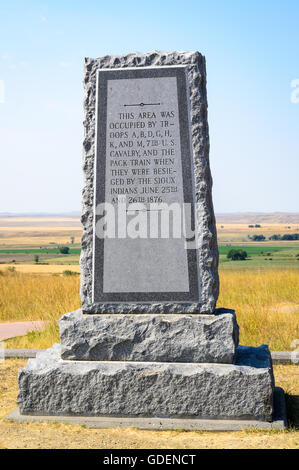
(0, 264, 80, 274)
(0, 226, 80, 232)
(0, 271, 80, 349)
(0, 271, 80, 322)
(0, 360, 298, 449)
(0, 216, 80, 224)
(218, 268, 299, 350)
(0, 233, 81, 246)
(216, 223, 299, 243)
(0, 216, 81, 245)
(1, 268, 299, 350)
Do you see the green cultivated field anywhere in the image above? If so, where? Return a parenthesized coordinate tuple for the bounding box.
(0, 246, 81, 265)
(0, 244, 298, 269)
(0, 248, 81, 254)
(219, 245, 299, 269)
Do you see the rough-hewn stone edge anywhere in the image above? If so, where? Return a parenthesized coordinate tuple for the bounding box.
(5, 388, 287, 430)
(80, 50, 219, 314)
(6, 349, 293, 365)
(82, 302, 210, 314)
(17, 343, 274, 420)
(235, 344, 275, 408)
(59, 308, 239, 363)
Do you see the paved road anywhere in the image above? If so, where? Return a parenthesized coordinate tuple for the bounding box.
(0, 321, 46, 341)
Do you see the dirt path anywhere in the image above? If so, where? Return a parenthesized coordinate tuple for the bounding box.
(0, 321, 47, 341)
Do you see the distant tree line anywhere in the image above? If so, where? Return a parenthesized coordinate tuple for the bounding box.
(269, 233, 299, 241)
(248, 234, 266, 241)
(248, 233, 299, 241)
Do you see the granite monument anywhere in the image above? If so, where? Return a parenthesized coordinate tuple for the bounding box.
(16, 51, 280, 428)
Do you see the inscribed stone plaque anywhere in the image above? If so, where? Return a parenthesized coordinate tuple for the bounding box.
(94, 66, 198, 302)
(81, 52, 219, 313)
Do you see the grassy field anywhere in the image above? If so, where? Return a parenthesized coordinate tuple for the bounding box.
(219, 245, 299, 269)
(0, 264, 80, 274)
(0, 360, 298, 448)
(1, 245, 299, 270)
(0, 216, 298, 349)
(0, 247, 81, 265)
(0, 217, 299, 268)
(1, 267, 298, 351)
(0, 216, 298, 449)
(0, 217, 81, 246)
(217, 222, 299, 243)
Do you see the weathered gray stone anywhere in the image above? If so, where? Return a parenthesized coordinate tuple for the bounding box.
(5, 347, 290, 364)
(15, 52, 277, 427)
(6, 388, 288, 430)
(81, 51, 219, 314)
(59, 308, 239, 363)
(18, 344, 274, 421)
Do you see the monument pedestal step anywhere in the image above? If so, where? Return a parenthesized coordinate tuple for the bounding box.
(18, 344, 274, 422)
(7, 387, 287, 431)
(59, 308, 239, 363)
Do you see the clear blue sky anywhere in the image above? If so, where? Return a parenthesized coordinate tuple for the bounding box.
(0, 0, 298, 213)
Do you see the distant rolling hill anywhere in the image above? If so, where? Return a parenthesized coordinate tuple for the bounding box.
(215, 212, 299, 224)
(0, 211, 298, 225)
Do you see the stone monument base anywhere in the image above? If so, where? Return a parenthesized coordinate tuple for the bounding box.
(59, 309, 239, 363)
(18, 344, 275, 422)
(6, 388, 287, 431)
